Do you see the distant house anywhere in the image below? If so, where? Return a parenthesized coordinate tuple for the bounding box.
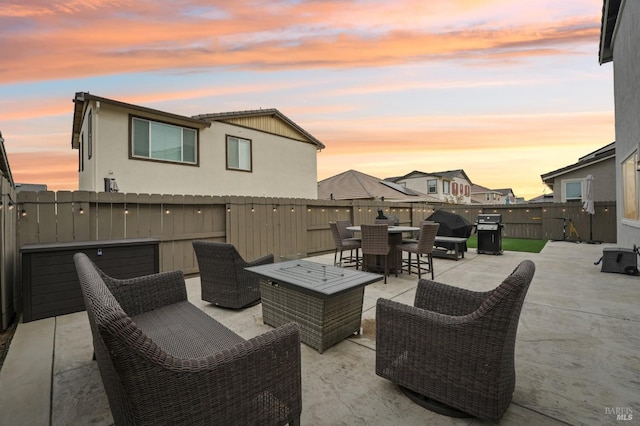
(494, 188, 517, 205)
(600, 0, 640, 247)
(71, 92, 324, 198)
(15, 184, 47, 193)
(388, 170, 473, 204)
(317, 169, 438, 202)
(540, 142, 615, 203)
(470, 184, 504, 205)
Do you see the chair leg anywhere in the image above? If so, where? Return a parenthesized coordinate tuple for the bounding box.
(429, 253, 434, 279)
(334, 248, 338, 266)
(384, 255, 388, 284)
(417, 253, 422, 279)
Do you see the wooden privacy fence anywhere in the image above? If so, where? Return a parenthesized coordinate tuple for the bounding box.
(16, 191, 617, 272)
(0, 190, 615, 329)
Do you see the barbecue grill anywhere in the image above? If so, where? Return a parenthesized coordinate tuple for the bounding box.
(476, 214, 503, 255)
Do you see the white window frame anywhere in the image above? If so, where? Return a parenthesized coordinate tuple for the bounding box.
(443, 180, 450, 194)
(561, 178, 585, 202)
(130, 116, 198, 165)
(622, 151, 639, 221)
(427, 179, 437, 194)
(226, 135, 252, 172)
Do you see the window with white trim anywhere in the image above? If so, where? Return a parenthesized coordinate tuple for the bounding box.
(427, 179, 437, 194)
(131, 117, 197, 164)
(443, 180, 450, 194)
(226, 135, 252, 171)
(622, 152, 639, 220)
(562, 179, 584, 202)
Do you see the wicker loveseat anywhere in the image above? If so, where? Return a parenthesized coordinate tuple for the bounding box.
(74, 253, 302, 426)
(376, 260, 535, 421)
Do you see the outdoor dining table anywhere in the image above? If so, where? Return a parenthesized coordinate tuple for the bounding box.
(346, 225, 419, 273)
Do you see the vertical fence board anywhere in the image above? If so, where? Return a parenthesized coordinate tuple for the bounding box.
(38, 191, 57, 242)
(73, 191, 92, 241)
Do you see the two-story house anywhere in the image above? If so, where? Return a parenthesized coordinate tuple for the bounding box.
(71, 92, 325, 198)
(388, 170, 473, 204)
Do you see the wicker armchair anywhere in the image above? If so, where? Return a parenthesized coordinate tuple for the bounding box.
(329, 221, 360, 268)
(397, 222, 440, 279)
(74, 253, 302, 426)
(193, 241, 274, 309)
(360, 224, 395, 284)
(376, 260, 535, 421)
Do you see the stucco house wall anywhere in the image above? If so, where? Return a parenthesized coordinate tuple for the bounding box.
(549, 158, 616, 203)
(609, 1, 640, 247)
(74, 95, 321, 199)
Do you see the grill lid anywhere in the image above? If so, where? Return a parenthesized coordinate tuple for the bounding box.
(476, 214, 502, 224)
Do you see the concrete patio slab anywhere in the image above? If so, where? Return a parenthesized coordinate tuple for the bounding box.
(0, 240, 638, 425)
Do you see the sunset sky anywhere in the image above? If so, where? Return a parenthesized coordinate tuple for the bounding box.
(0, 0, 614, 200)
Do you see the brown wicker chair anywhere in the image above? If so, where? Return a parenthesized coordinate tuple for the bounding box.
(376, 260, 536, 421)
(374, 219, 396, 226)
(397, 222, 440, 279)
(193, 240, 273, 309)
(360, 224, 395, 284)
(330, 221, 360, 268)
(74, 253, 302, 426)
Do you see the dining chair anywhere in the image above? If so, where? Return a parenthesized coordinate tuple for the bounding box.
(360, 224, 394, 283)
(329, 221, 361, 268)
(374, 219, 396, 226)
(397, 222, 440, 279)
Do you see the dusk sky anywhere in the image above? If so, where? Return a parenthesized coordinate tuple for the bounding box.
(0, 0, 614, 200)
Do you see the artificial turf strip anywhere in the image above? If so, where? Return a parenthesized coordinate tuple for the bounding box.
(465, 235, 547, 253)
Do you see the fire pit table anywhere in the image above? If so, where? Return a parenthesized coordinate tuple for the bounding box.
(246, 260, 383, 353)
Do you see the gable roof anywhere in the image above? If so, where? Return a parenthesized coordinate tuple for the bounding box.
(71, 93, 324, 150)
(194, 109, 325, 149)
(493, 188, 515, 196)
(318, 169, 438, 201)
(389, 169, 473, 185)
(470, 184, 500, 194)
(541, 142, 615, 184)
(71, 92, 212, 149)
(599, 0, 622, 64)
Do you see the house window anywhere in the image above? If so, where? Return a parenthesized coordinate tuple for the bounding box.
(452, 182, 458, 195)
(443, 181, 450, 194)
(486, 193, 490, 201)
(622, 152, 638, 220)
(88, 110, 93, 159)
(131, 117, 197, 164)
(427, 179, 437, 194)
(226, 135, 252, 171)
(79, 132, 84, 172)
(563, 179, 583, 202)
(464, 185, 469, 197)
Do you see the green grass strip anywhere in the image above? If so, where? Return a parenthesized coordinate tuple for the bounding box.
(466, 235, 547, 253)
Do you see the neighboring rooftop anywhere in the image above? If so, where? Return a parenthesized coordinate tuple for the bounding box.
(318, 169, 438, 201)
(540, 142, 615, 186)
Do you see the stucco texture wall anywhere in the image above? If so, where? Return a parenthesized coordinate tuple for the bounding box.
(613, 0, 640, 247)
